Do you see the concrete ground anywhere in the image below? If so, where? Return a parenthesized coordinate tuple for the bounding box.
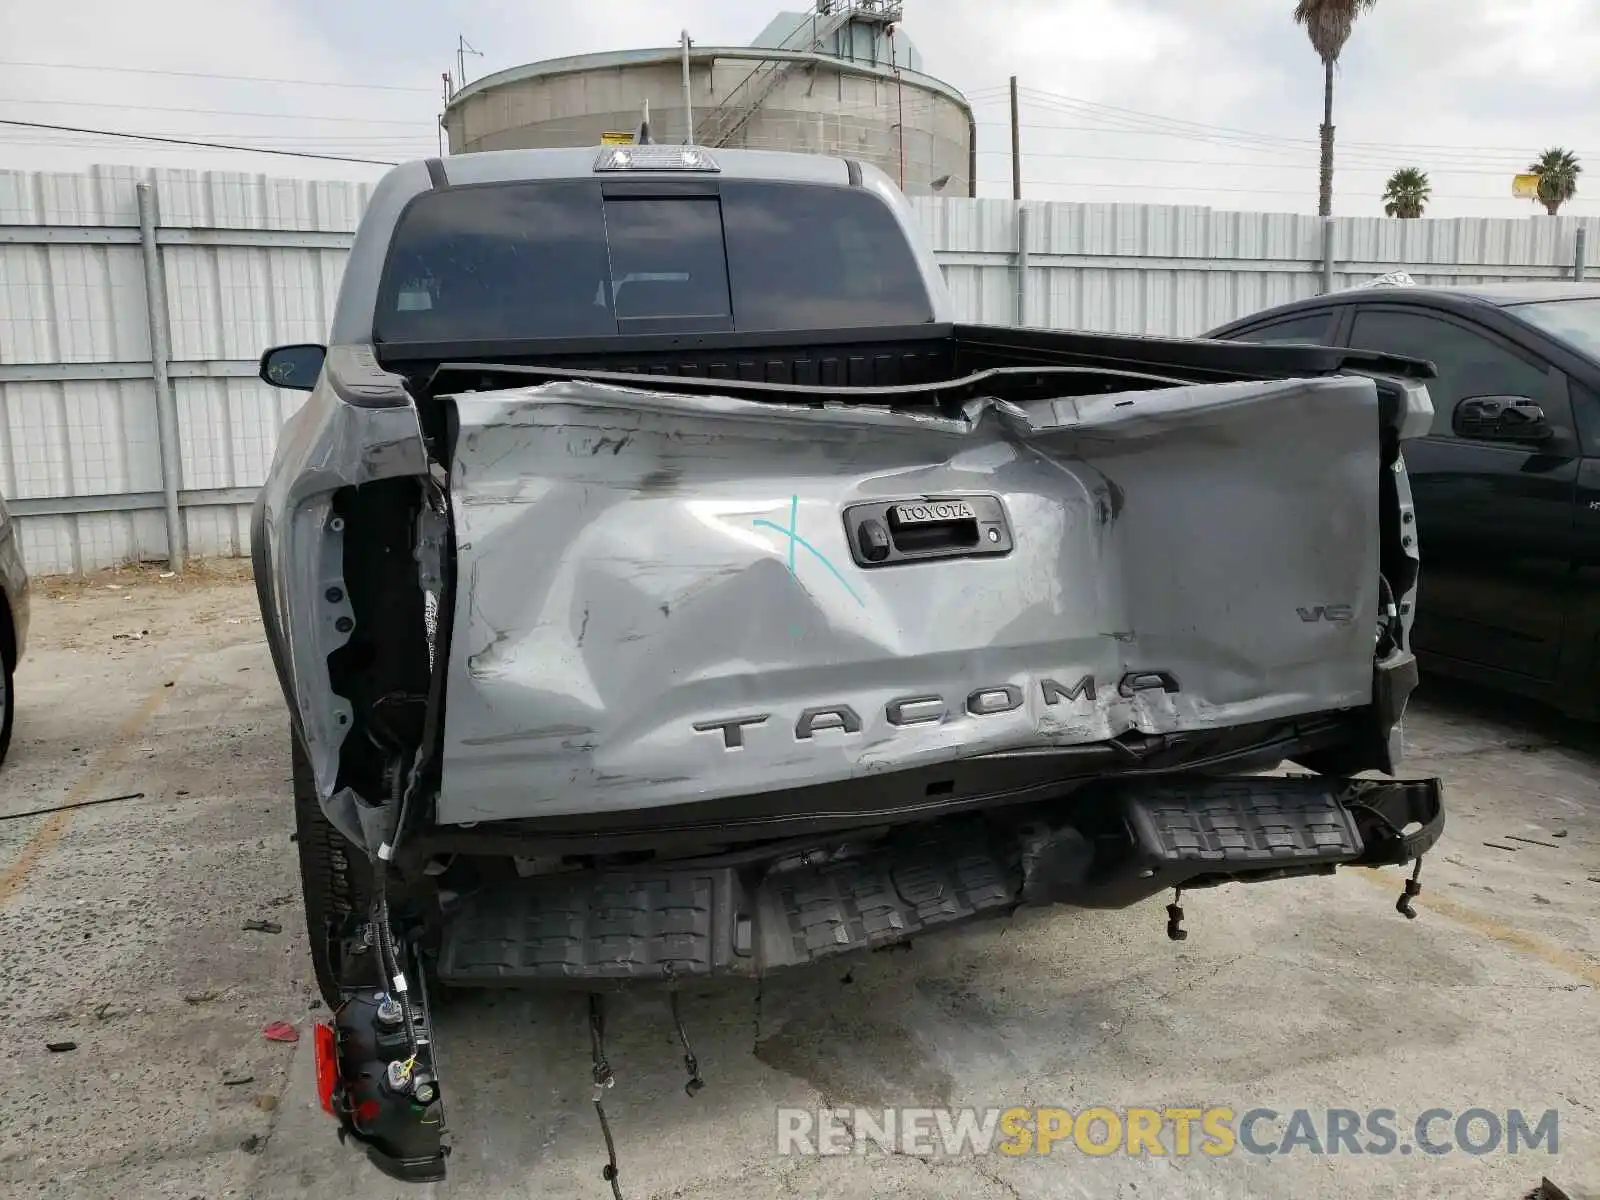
(1, 567, 1596, 1200)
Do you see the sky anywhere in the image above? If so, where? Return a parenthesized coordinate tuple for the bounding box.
(3, 0, 1600, 218)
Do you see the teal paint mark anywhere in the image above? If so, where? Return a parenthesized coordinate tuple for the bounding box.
(753, 495, 865, 608)
(787, 493, 798, 577)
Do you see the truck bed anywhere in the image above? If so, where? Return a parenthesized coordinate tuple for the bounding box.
(387, 321, 1432, 407)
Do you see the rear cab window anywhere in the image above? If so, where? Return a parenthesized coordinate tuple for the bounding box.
(1228, 311, 1337, 345)
(373, 179, 935, 345)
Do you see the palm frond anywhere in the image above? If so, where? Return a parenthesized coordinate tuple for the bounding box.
(1529, 148, 1582, 211)
(1381, 167, 1430, 218)
(1294, 0, 1380, 62)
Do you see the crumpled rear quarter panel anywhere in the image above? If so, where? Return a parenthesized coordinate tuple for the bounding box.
(439, 376, 1380, 823)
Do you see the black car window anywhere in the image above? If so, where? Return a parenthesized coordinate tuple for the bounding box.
(604, 197, 733, 330)
(1568, 380, 1600, 457)
(373, 180, 934, 344)
(1230, 311, 1336, 345)
(1347, 308, 1559, 439)
(378, 181, 617, 341)
(719, 181, 934, 330)
(1508, 297, 1600, 358)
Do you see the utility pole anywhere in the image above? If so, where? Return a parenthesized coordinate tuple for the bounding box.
(456, 36, 482, 92)
(1009, 75, 1021, 200)
(681, 31, 694, 144)
(438, 73, 451, 156)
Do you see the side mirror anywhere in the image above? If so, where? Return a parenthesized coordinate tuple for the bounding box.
(1453, 395, 1553, 444)
(259, 344, 326, 391)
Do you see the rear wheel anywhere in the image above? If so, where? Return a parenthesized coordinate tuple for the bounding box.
(0, 655, 14, 769)
(291, 726, 372, 1007)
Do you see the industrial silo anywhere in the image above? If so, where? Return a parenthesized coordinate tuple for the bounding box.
(439, 2, 974, 197)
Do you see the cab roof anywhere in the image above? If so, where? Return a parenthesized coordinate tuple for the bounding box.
(430, 144, 855, 188)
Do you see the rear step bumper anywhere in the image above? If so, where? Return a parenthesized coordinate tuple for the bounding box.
(435, 775, 1444, 986)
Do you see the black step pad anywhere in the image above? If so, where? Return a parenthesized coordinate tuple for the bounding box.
(436, 871, 741, 983)
(434, 779, 1373, 985)
(436, 822, 1021, 984)
(1124, 777, 1363, 866)
(753, 826, 1022, 970)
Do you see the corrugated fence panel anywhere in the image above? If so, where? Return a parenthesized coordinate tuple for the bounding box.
(920, 198, 1594, 338)
(0, 171, 1595, 571)
(0, 167, 369, 571)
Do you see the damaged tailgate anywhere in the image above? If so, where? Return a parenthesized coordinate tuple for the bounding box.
(437, 373, 1384, 824)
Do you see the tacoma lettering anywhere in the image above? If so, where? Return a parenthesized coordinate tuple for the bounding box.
(886, 695, 947, 726)
(691, 714, 769, 750)
(1118, 670, 1182, 698)
(1041, 675, 1096, 705)
(795, 705, 863, 739)
(694, 672, 1180, 748)
(967, 684, 1024, 716)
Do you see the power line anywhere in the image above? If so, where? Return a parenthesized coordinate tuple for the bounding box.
(1013, 111, 1541, 175)
(973, 148, 1537, 177)
(0, 95, 438, 126)
(0, 59, 435, 93)
(31, 131, 438, 145)
(0, 119, 398, 165)
(0, 123, 440, 144)
(1015, 93, 1404, 172)
(1016, 84, 1597, 164)
(977, 177, 1600, 206)
(1018, 91, 1385, 165)
(0, 80, 1002, 142)
(0, 127, 434, 148)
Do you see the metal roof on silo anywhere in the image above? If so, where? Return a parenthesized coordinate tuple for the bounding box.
(444, 44, 968, 113)
(440, 7, 974, 196)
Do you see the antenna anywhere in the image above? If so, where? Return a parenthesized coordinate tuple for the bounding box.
(456, 36, 483, 91)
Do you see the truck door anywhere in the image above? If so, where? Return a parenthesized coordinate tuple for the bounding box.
(1345, 305, 1579, 683)
(1566, 381, 1600, 713)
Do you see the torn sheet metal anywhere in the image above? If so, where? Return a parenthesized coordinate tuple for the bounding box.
(251, 351, 429, 812)
(438, 375, 1384, 824)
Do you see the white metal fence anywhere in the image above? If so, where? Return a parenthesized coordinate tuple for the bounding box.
(2, 164, 1595, 575)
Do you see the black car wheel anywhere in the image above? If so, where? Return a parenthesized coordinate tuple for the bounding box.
(291, 725, 372, 1007)
(0, 651, 15, 769)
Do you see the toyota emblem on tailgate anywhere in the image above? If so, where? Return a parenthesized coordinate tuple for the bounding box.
(890, 500, 976, 525)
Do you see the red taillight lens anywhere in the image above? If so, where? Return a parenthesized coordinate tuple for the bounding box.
(313, 1022, 338, 1115)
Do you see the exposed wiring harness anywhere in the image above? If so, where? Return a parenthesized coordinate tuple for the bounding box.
(589, 994, 624, 1200)
(1376, 574, 1403, 657)
(372, 759, 421, 1065)
(355, 483, 454, 1088)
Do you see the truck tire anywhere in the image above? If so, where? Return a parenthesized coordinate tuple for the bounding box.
(0, 596, 18, 769)
(292, 725, 372, 1007)
(0, 656, 14, 770)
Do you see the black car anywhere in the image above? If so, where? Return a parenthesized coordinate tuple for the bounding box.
(1209, 283, 1600, 719)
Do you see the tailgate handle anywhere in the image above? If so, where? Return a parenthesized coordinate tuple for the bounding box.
(888, 500, 980, 553)
(843, 495, 1013, 567)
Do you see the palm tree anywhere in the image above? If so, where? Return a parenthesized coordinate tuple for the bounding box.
(1382, 168, 1431, 218)
(1294, 0, 1379, 217)
(1529, 148, 1581, 215)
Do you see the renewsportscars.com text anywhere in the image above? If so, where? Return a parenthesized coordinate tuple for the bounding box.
(776, 1106, 1559, 1158)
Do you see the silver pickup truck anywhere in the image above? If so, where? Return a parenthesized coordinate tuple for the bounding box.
(252, 143, 1444, 1182)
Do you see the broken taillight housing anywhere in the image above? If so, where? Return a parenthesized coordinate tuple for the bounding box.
(313, 1022, 338, 1115)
